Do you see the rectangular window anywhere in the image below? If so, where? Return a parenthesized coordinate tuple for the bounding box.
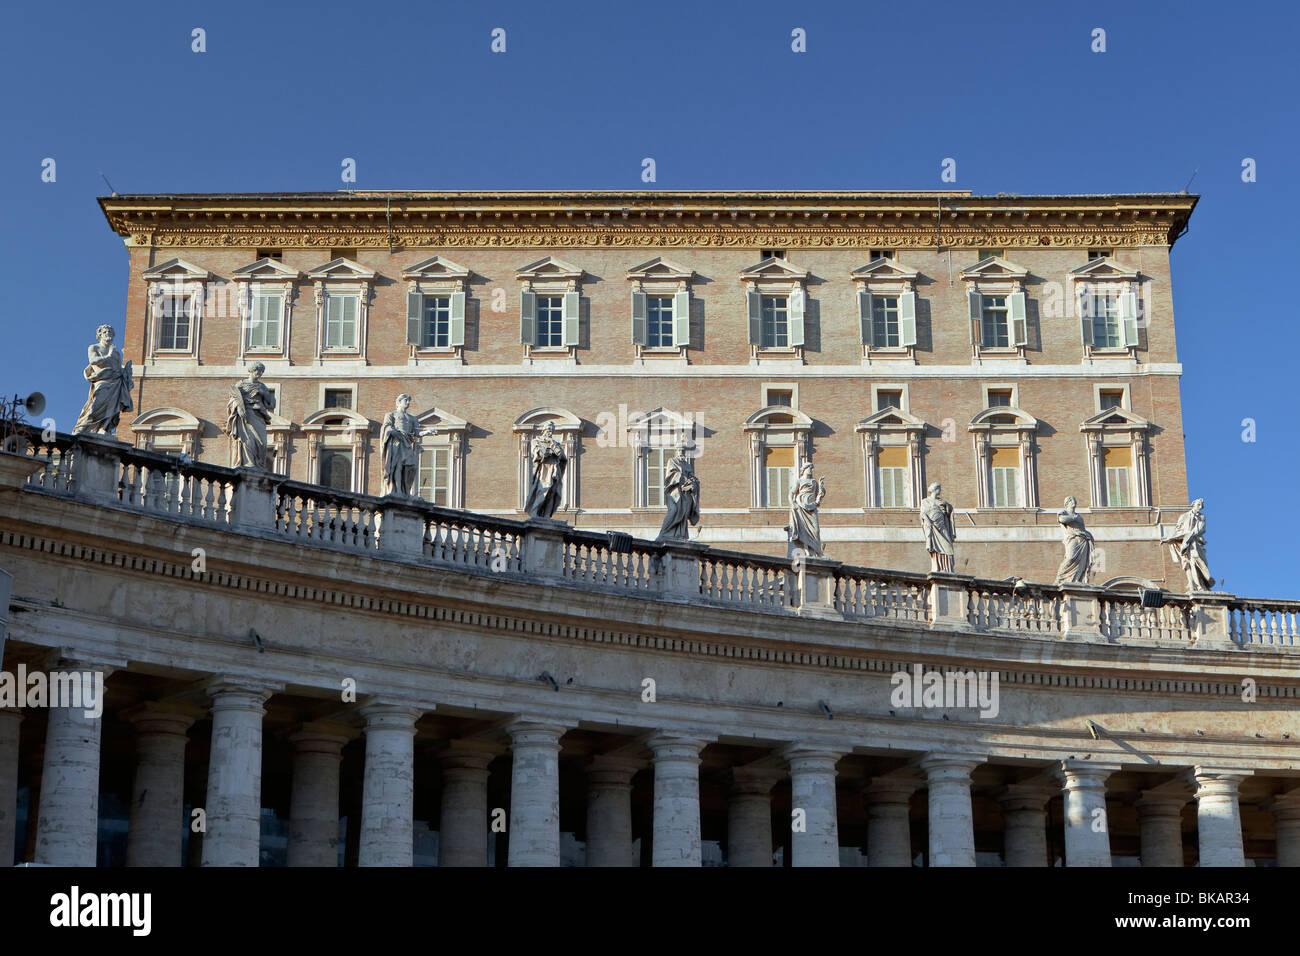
(159, 295, 192, 350)
(256, 249, 283, 261)
(325, 294, 359, 349)
(987, 388, 1014, 408)
(989, 446, 1020, 508)
(1089, 293, 1122, 348)
(646, 296, 673, 348)
(418, 446, 452, 506)
(767, 388, 793, 408)
(871, 295, 900, 347)
(762, 445, 794, 508)
(1099, 389, 1125, 411)
(422, 295, 451, 349)
(761, 249, 786, 261)
(1088, 249, 1112, 260)
(247, 293, 282, 350)
(535, 295, 564, 347)
(1103, 446, 1132, 507)
(318, 448, 352, 491)
(978, 249, 1004, 262)
(329, 248, 357, 262)
(644, 447, 669, 507)
(877, 390, 903, 411)
(877, 446, 909, 508)
(761, 296, 789, 348)
(323, 388, 353, 409)
(869, 249, 893, 261)
(981, 295, 1009, 347)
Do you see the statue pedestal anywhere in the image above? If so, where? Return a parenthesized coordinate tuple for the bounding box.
(795, 556, 842, 620)
(377, 496, 428, 559)
(1191, 591, 1239, 650)
(1058, 583, 1106, 642)
(655, 539, 708, 599)
(928, 573, 975, 630)
(230, 468, 279, 533)
(69, 432, 129, 504)
(522, 517, 569, 579)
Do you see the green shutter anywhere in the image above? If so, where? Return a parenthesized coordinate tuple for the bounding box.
(788, 289, 805, 347)
(747, 291, 761, 345)
(899, 291, 917, 347)
(520, 291, 536, 345)
(1119, 291, 1139, 347)
(1009, 292, 1027, 346)
(630, 291, 647, 345)
(449, 291, 465, 347)
(563, 291, 580, 346)
(858, 291, 872, 345)
(968, 290, 982, 346)
(672, 290, 690, 347)
(407, 291, 422, 346)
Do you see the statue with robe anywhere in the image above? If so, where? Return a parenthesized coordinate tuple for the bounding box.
(657, 445, 700, 541)
(381, 393, 431, 497)
(73, 324, 134, 436)
(787, 462, 827, 558)
(919, 482, 956, 572)
(1054, 496, 1095, 585)
(225, 362, 276, 470)
(525, 421, 567, 519)
(1163, 498, 1215, 592)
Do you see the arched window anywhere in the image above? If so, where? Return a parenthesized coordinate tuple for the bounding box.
(301, 408, 371, 493)
(969, 405, 1040, 509)
(512, 407, 583, 513)
(1080, 407, 1153, 508)
(626, 407, 698, 508)
(130, 407, 202, 457)
(743, 406, 814, 508)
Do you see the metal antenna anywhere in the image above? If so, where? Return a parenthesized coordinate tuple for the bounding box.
(1181, 168, 1198, 193)
(99, 171, 117, 195)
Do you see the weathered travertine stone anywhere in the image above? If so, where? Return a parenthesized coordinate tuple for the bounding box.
(648, 734, 708, 867)
(1163, 498, 1214, 592)
(1192, 768, 1247, 867)
(123, 704, 195, 867)
(506, 720, 567, 867)
(287, 725, 349, 867)
(919, 753, 981, 867)
(1054, 497, 1094, 585)
(438, 745, 497, 868)
(865, 772, 921, 868)
(1135, 787, 1191, 867)
(584, 756, 640, 867)
(787, 463, 827, 558)
(202, 679, 274, 867)
(919, 482, 956, 573)
(726, 766, 783, 868)
(0, 710, 21, 868)
(357, 702, 422, 867)
(997, 782, 1056, 867)
(1057, 760, 1118, 867)
(784, 745, 842, 867)
(1269, 789, 1300, 868)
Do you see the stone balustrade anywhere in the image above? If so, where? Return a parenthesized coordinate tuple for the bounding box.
(15, 428, 1292, 653)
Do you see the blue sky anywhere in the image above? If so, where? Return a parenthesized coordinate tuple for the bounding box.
(0, 0, 1295, 597)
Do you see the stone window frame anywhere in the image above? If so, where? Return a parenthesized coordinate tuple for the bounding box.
(130, 407, 203, 457)
(740, 256, 811, 366)
(301, 407, 371, 493)
(743, 405, 814, 509)
(412, 405, 469, 508)
(850, 257, 919, 365)
(855, 406, 927, 510)
(762, 382, 799, 409)
(516, 257, 585, 365)
(307, 258, 376, 364)
(142, 258, 211, 365)
(1093, 382, 1131, 413)
(960, 256, 1030, 364)
(402, 256, 470, 366)
(871, 382, 911, 415)
(626, 257, 694, 365)
(1080, 407, 1154, 509)
(1068, 256, 1142, 363)
(512, 407, 582, 513)
(626, 407, 697, 510)
(968, 405, 1040, 510)
(231, 257, 301, 364)
(318, 382, 356, 411)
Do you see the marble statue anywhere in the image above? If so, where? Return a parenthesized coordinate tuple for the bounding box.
(1054, 496, 1094, 585)
(525, 421, 567, 519)
(225, 363, 276, 470)
(657, 445, 700, 541)
(73, 324, 134, 435)
(1163, 498, 1215, 592)
(381, 394, 433, 497)
(787, 462, 827, 558)
(919, 482, 956, 572)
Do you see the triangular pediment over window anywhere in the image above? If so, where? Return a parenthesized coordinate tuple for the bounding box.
(231, 257, 301, 281)
(1080, 407, 1152, 431)
(306, 258, 375, 280)
(415, 406, 469, 432)
(856, 406, 927, 430)
(515, 256, 584, 281)
(625, 257, 695, 281)
(850, 258, 918, 281)
(1068, 257, 1139, 281)
(143, 257, 210, 281)
(739, 257, 810, 281)
(959, 256, 1028, 280)
(402, 256, 470, 280)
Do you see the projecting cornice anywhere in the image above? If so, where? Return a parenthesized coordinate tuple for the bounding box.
(98, 191, 1198, 250)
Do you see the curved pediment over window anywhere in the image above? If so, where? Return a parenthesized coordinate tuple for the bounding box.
(627, 406, 698, 448)
(743, 405, 814, 429)
(301, 407, 371, 430)
(969, 405, 1038, 430)
(132, 406, 201, 431)
(513, 407, 582, 433)
(130, 406, 203, 456)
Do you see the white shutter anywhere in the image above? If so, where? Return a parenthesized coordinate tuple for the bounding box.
(407, 291, 422, 346)
(1078, 287, 1093, 347)
(968, 290, 982, 346)
(858, 291, 872, 345)
(1009, 291, 1027, 346)
(630, 291, 647, 345)
(342, 295, 358, 348)
(747, 290, 762, 345)
(562, 291, 580, 346)
(672, 290, 690, 346)
(1119, 290, 1138, 347)
(788, 288, 805, 347)
(326, 295, 341, 348)
(520, 291, 536, 345)
(899, 291, 917, 347)
(449, 291, 465, 347)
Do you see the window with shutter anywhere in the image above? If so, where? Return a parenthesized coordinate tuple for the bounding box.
(418, 446, 452, 506)
(981, 295, 1010, 348)
(326, 294, 359, 349)
(645, 296, 672, 348)
(159, 295, 192, 350)
(761, 296, 789, 348)
(630, 291, 647, 346)
(1102, 446, 1132, 507)
(535, 296, 563, 347)
(562, 291, 580, 346)
(449, 291, 465, 347)
(898, 292, 917, 347)
(519, 291, 536, 345)
(644, 447, 668, 507)
(877, 445, 909, 507)
(1119, 291, 1139, 347)
(248, 293, 282, 349)
(989, 446, 1020, 508)
(672, 290, 690, 347)
(762, 445, 795, 507)
(421, 296, 451, 348)
(787, 289, 805, 347)
(871, 296, 900, 347)
(747, 291, 762, 345)
(1009, 292, 1028, 346)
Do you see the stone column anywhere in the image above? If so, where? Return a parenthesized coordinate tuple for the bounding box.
(784, 746, 842, 867)
(357, 702, 423, 867)
(865, 773, 920, 868)
(1057, 761, 1118, 867)
(202, 679, 275, 867)
(585, 756, 639, 868)
(727, 766, 783, 868)
(506, 719, 568, 867)
(1269, 789, 1300, 867)
(438, 745, 498, 868)
(1192, 768, 1247, 867)
(287, 724, 350, 867)
(648, 734, 709, 867)
(919, 753, 982, 867)
(35, 659, 117, 866)
(0, 710, 20, 867)
(998, 782, 1056, 867)
(123, 704, 196, 867)
(1135, 788, 1190, 867)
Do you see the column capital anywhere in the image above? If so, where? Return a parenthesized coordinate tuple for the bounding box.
(646, 734, 711, 762)
(289, 722, 353, 756)
(43, 649, 126, 675)
(728, 764, 786, 796)
(997, 781, 1058, 811)
(438, 739, 504, 772)
(918, 752, 984, 781)
(120, 701, 201, 735)
(1267, 787, 1300, 819)
(204, 675, 281, 707)
(1189, 767, 1251, 796)
(504, 717, 573, 744)
(865, 768, 924, 805)
(358, 701, 424, 732)
(1055, 759, 1122, 790)
(781, 744, 845, 774)
(585, 753, 644, 782)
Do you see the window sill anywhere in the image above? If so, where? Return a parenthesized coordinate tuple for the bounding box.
(634, 345, 688, 366)
(973, 346, 1027, 365)
(750, 346, 804, 367)
(861, 346, 916, 365)
(524, 346, 577, 366)
(409, 346, 464, 366)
